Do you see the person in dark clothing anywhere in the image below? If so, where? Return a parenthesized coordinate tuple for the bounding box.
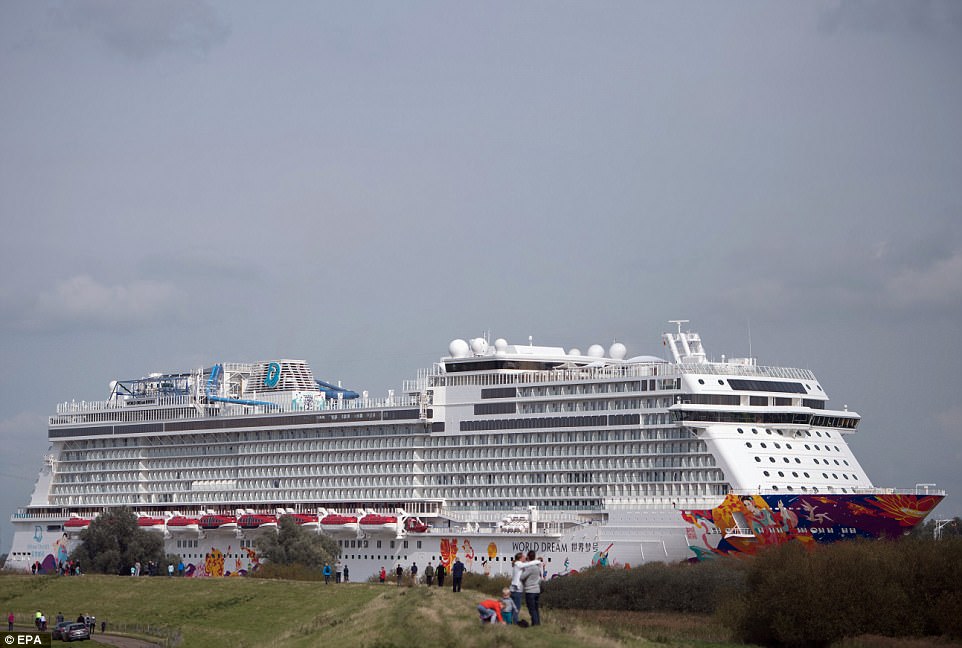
(435, 563, 446, 588)
(395, 564, 404, 587)
(343, 565, 349, 582)
(451, 558, 465, 592)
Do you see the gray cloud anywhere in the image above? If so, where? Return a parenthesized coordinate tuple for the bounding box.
(55, 0, 230, 60)
(818, 0, 962, 37)
(3, 275, 181, 333)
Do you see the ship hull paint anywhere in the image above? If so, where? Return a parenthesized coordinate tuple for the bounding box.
(7, 492, 943, 578)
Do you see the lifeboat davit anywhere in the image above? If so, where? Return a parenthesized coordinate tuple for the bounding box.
(166, 516, 200, 533)
(359, 514, 399, 535)
(404, 517, 429, 533)
(199, 514, 237, 530)
(319, 514, 359, 536)
(137, 516, 167, 532)
(64, 517, 91, 535)
(284, 513, 320, 530)
(238, 514, 278, 530)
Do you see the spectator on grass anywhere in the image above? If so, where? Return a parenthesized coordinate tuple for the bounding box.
(477, 599, 506, 625)
(451, 558, 465, 592)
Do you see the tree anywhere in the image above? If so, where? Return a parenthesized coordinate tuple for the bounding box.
(69, 507, 164, 575)
(912, 516, 962, 540)
(255, 516, 340, 569)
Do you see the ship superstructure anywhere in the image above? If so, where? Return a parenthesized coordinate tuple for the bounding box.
(7, 324, 945, 577)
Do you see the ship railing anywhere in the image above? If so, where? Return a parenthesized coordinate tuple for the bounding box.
(732, 487, 947, 497)
(419, 361, 816, 386)
(51, 392, 421, 425)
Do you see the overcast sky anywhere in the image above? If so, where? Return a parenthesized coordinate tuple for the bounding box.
(1, 1, 960, 552)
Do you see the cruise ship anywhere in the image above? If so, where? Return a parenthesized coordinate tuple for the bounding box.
(7, 323, 945, 578)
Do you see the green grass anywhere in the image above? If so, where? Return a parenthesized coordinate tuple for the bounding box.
(0, 574, 745, 648)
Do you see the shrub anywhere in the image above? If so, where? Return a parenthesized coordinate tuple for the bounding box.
(718, 536, 962, 646)
(543, 559, 746, 614)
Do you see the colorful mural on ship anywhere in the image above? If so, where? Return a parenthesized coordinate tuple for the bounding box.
(682, 492, 942, 559)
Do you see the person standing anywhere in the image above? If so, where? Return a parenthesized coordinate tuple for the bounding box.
(521, 551, 543, 626)
(379, 566, 386, 583)
(7, 612, 14, 631)
(343, 564, 349, 582)
(451, 558, 465, 592)
(322, 563, 332, 584)
(410, 561, 418, 584)
(395, 564, 404, 586)
(435, 562, 446, 588)
(424, 562, 434, 586)
(509, 551, 540, 621)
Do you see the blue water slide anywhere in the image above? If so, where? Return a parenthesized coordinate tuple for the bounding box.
(315, 379, 360, 400)
(205, 364, 279, 409)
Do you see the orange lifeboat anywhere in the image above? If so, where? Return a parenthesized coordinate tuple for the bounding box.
(359, 514, 399, 535)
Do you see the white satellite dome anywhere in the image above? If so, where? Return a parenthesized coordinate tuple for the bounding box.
(470, 338, 488, 355)
(449, 339, 469, 358)
(609, 342, 627, 360)
(587, 344, 605, 358)
(568, 348, 582, 356)
(494, 338, 508, 351)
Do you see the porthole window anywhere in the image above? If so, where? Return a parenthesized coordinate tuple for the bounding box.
(843, 474, 849, 480)
(766, 429, 773, 435)
(772, 486, 779, 491)
(803, 472, 810, 478)
(746, 442, 752, 448)
(787, 486, 794, 491)
(774, 443, 781, 449)
(826, 432, 832, 438)
(834, 460, 840, 465)
(816, 431, 822, 437)
(752, 429, 758, 435)
(843, 460, 849, 466)
(755, 457, 761, 462)
(786, 443, 792, 449)
(795, 458, 801, 463)
(760, 443, 767, 448)
(823, 473, 829, 478)
(814, 458, 820, 464)
(738, 428, 744, 434)
(770, 457, 776, 463)
(778, 471, 785, 477)
(783, 458, 790, 463)
(698, 379, 705, 384)
(804, 444, 810, 450)
(792, 472, 798, 477)
(763, 471, 770, 476)
(814, 445, 821, 451)
(718, 379, 724, 385)
(832, 473, 838, 479)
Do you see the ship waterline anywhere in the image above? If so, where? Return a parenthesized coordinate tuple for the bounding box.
(8, 324, 945, 577)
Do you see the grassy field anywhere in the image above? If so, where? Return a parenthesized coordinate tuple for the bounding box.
(0, 574, 744, 648)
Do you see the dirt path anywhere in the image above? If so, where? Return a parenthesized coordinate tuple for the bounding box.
(92, 634, 161, 648)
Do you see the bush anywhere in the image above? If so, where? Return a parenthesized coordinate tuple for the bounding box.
(717, 536, 962, 647)
(251, 562, 326, 581)
(543, 559, 746, 614)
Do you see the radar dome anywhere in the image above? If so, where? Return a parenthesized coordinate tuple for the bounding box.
(587, 344, 605, 358)
(568, 348, 582, 356)
(470, 337, 488, 354)
(449, 339, 469, 358)
(494, 338, 508, 352)
(609, 342, 627, 360)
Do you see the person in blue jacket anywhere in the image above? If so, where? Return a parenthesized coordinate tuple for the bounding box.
(323, 563, 332, 584)
(451, 558, 465, 592)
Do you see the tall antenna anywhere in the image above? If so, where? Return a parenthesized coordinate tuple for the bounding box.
(747, 318, 752, 358)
